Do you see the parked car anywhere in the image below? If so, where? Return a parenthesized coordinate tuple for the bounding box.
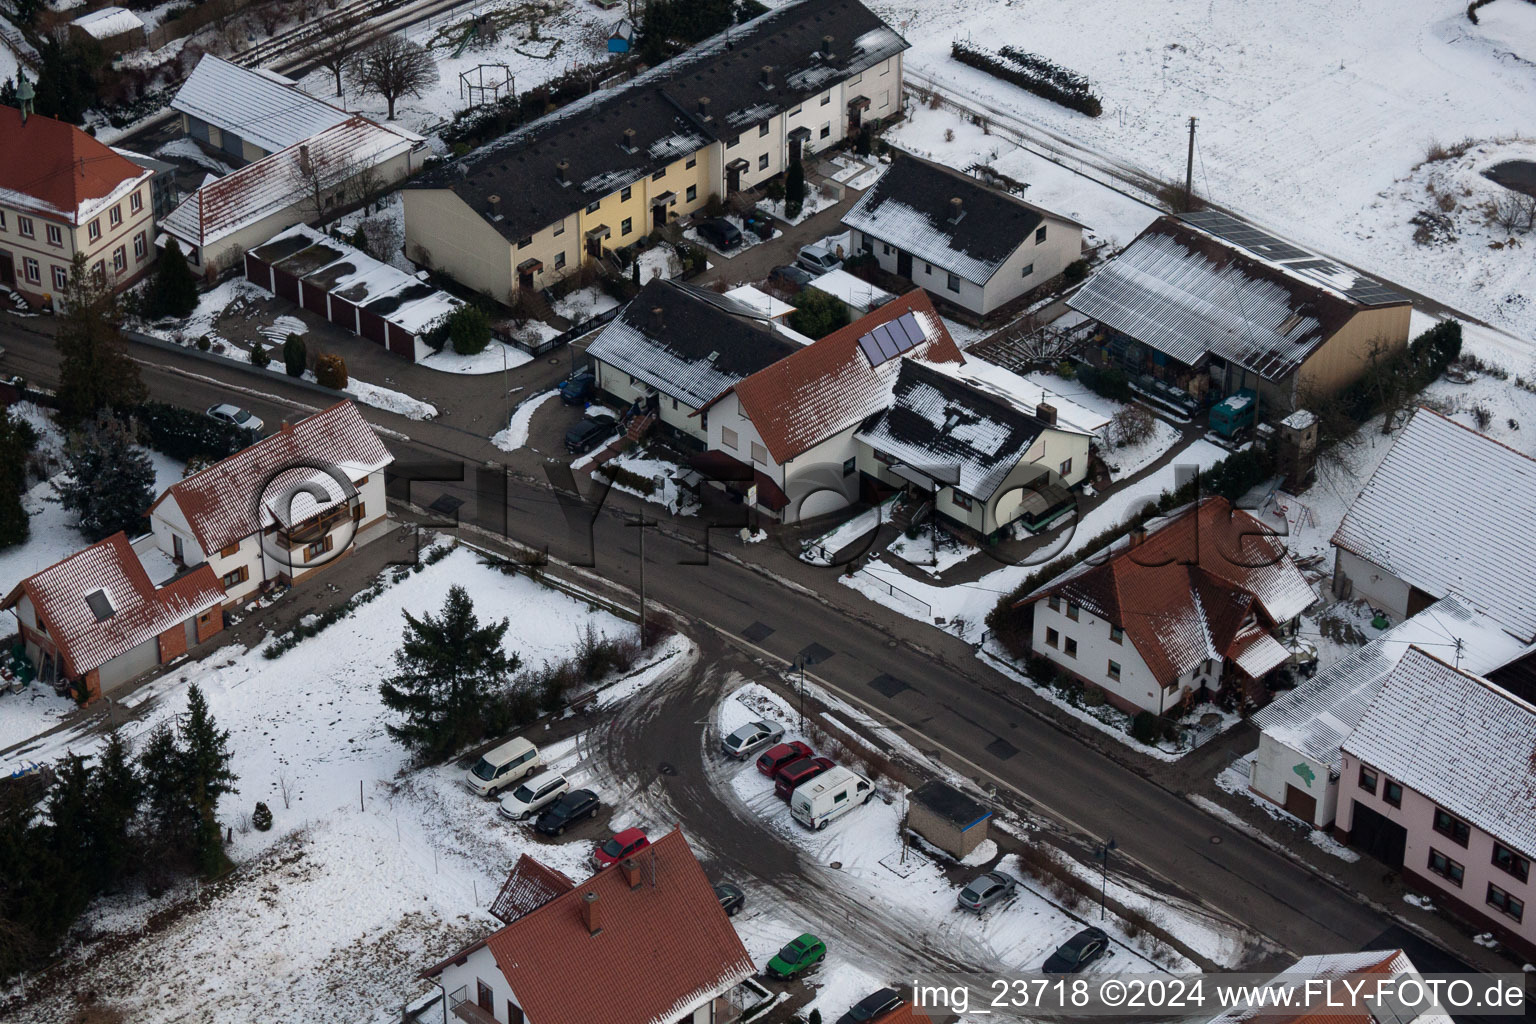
(767, 933, 826, 979)
(756, 740, 813, 777)
(790, 765, 872, 830)
(722, 719, 785, 759)
(464, 737, 541, 797)
(497, 770, 570, 821)
(206, 403, 263, 434)
(836, 988, 905, 1024)
(534, 788, 601, 836)
(713, 881, 745, 917)
(1043, 927, 1110, 973)
(564, 413, 618, 454)
(559, 370, 596, 404)
(696, 218, 743, 251)
(956, 870, 1018, 913)
(773, 756, 835, 801)
(593, 826, 650, 869)
(796, 244, 843, 275)
(768, 264, 814, 291)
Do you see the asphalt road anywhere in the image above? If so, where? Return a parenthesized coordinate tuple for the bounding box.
(0, 323, 1485, 969)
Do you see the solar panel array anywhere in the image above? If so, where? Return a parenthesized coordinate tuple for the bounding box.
(857, 311, 926, 367)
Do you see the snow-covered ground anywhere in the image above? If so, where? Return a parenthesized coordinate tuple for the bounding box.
(799, 497, 897, 565)
(597, 450, 702, 515)
(552, 285, 622, 323)
(492, 389, 560, 451)
(418, 339, 534, 375)
(887, 529, 978, 576)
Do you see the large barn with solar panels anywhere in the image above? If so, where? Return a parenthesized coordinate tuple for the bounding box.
(1068, 210, 1412, 417)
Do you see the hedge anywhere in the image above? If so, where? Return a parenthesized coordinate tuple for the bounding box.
(134, 402, 258, 463)
(595, 462, 658, 496)
(951, 42, 1102, 117)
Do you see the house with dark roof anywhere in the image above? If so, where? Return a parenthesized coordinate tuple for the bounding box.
(421, 829, 760, 1024)
(584, 280, 806, 447)
(1015, 497, 1316, 715)
(147, 401, 393, 606)
(1331, 407, 1536, 642)
(402, 0, 907, 304)
(854, 360, 1090, 539)
(0, 101, 158, 306)
(842, 153, 1085, 318)
(1068, 210, 1412, 416)
(1336, 648, 1536, 960)
(695, 289, 963, 521)
(1, 533, 225, 704)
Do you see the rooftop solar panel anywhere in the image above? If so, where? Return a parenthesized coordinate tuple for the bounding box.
(858, 334, 884, 366)
(892, 312, 923, 349)
(873, 324, 902, 360)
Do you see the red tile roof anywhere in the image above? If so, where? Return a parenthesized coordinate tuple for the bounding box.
(456, 830, 754, 1024)
(0, 532, 223, 677)
(707, 290, 964, 464)
(488, 854, 575, 924)
(1212, 950, 1408, 1024)
(1021, 498, 1316, 685)
(0, 106, 148, 223)
(149, 401, 392, 554)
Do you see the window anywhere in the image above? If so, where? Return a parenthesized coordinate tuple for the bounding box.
(22, 257, 38, 283)
(952, 492, 972, 511)
(112, 246, 125, 273)
(758, 123, 770, 137)
(620, 186, 632, 201)
(848, 72, 862, 85)
(790, 104, 802, 116)
(1384, 780, 1403, 807)
(51, 266, 66, 290)
(1488, 884, 1525, 922)
(92, 260, 104, 281)
(882, 243, 892, 256)
(45, 224, 61, 246)
(750, 441, 767, 464)
(553, 221, 565, 236)
(1045, 627, 1059, 648)
(304, 536, 334, 561)
(1433, 808, 1471, 846)
(727, 135, 740, 148)
(758, 153, 769, 170)
(1427, 849, 1465, 886)
(554, 251, 566, 269)
(1047, 596, 1060, 612)
(820, 93, 831, 106)
(686, 156, 697, 169)
(722, 427, 738, 450)
(651, 168, 666, 181)
(1021, 263, 1034, 278)
(1059, 458, 1073, 477)
(222, 565, 248, 589)
(517, 236, 532, 248)
(1107, 660, 1121, 681)
(686, 185, 697, 202)
(1109, 625, 1123, 644)
(1066, 602, 1080, 621)
(509, 1002, 525, 1024)
(18, 216, 33, 238)
(130, 191, 142, 213)
(1064, 637, 1078, 658)
(620, 217, 632, 236)
(819, 123, 831, 138)
(1036, 226, 1047, 244)
(1358, 766, 1378, 795)
(0, 211, 6, 230)
(352, 501, 366, 521)
(842, 457, 855, 476)
(133, 232, 147, 260)
(109, 205, 121, 227)
(586, 200, 601, 213)
(220, 542, 241, 558)
(1492, 843, 1530, 883)
(88, 219, 100, 242)
(946, 272, 961, 292)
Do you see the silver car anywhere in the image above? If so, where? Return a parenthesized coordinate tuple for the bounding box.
(722, 719, 784, 759)
(957, 870, 1018, 913)
(207, 403, 264, 434)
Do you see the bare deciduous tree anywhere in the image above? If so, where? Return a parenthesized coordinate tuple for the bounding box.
(347, 33, 438, 120)
(303, 9, 368, 97)
(286, 140, 372, 224)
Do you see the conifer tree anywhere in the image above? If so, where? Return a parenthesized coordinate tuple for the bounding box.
(180, 684, 237, 875)
(54, 254, 145, 427)
(58, 412, 155, 542)
(144, 238, 199, 320)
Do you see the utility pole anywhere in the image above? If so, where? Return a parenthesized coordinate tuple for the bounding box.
(1185, 116, 1198, 211)
(1094, 838, 1117, 920)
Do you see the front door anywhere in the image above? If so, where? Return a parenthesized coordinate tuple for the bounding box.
(896, 250, 913, 278)
(1350, 801, 1407, 867)
(172, 534, 184, 563)
(789, 137, 802, 165)
(726, 164, 741, 194)
(518, 268, 535, 290)
(477, 981, 494, 1012)
(1283, 784, 1317, 824)
(653, 204, 667, 230)
(0, 250, 13, 288)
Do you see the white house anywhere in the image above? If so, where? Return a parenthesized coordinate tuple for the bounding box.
(1332, 407, 1536, 641)
(421, 830, 760, 1024)
(842, 153, 1085, 318)
(148, 401, 393, 605)
(171, 55, 356, 165)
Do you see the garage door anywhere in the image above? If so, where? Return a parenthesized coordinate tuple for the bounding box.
(273, 268, 300, 304)
(244, 254, 272, 290)
(328, 296, 358, 334)
(1283, 784, 1317, 824)
(1351, 802, 1407, 867)
(357, 309, 388, 347)
(302, 280, 329, 316)
(385, 322, 415, 359)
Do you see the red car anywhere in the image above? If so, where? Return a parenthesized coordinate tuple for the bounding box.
(756, 741, 813, 777)
(774, 756, 835, 801)
(593, 827, 649, 869)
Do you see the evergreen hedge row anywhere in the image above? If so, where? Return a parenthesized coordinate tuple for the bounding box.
(135, 402, 258, 463)
(951, 42, 1103, 117)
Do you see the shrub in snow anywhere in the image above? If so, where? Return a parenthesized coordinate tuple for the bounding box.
(196, 335, 211, 351)
(283, 334, 307, 377)
(137, 401, 256, 462)
(59, 412, 155, 542)
(595, 462, 658, 496)
(426, 305, 493, 356)
(249, 343, 270, 369)
(0, 410, 34, 548)
(787, 289, 851, 340)
(143, 238, 199, 320)
(1063, 258, 1090, 284)
(315, 353, 348, 390)
(1130, 710, 1159, 745)
(252, 802, 272, 832)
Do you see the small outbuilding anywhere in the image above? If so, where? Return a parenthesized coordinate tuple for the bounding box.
(69, 7, 146, 56)
(607, 19, 634, 52)
(906, 780, 991, 859)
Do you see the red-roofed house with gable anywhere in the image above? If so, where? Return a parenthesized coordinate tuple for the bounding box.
(1014, 497, 1316, 715)
(421, 829, 761, 1024)
(0, 102, 157, 307)
(1, 533, 225, 703)
(147, 401, 392, 606)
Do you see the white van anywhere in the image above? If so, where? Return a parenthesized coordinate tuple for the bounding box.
(498, 770, 570, 821)
(790, 765, 872, 830)
(464, 737, 541, 797)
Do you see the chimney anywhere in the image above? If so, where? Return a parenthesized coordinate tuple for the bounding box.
(621, 127, 637, 152)
(555, 159, 569, 183)
(580, 891, 601, 935)
(948, 196, 964, 224)
(621, 857, 643, 890)
(1036, 402, 1057, 426)
(487, 194, 502, 218)
(651, 305, 664, 332)
(760, 65, 774, 88)
(1128, 527, 1147, 547)
(280, 419, 295, 436)
(821, 34, 834, 57)
(697, 96, 711, 120)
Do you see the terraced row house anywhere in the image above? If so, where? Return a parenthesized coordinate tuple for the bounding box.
(402, 0, 908, 303)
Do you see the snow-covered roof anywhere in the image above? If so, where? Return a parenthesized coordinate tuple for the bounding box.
(1343, 647, 1536, 856)
(70, 6, 142, 38)
(1332, 407, 1536, 642)
(0, 107, 150, 224)
(1254, 597, 1524, 770)
(805, 268, 895, 312)
(723, 284, 795, 320)
(1209, 949, 1450, 1024)
(171, 54, 352, 155)
(935, 358, 1110, 436)
(1069, 212, 1409, 382)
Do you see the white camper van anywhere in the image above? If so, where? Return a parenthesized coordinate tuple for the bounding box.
(464, 737, 541, 797)
(790, 765, 872, 830)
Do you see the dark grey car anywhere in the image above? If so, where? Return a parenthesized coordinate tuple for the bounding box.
(956, 870, 1018, 913)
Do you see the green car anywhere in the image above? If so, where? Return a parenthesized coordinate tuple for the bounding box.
(767, 933, 827, 979)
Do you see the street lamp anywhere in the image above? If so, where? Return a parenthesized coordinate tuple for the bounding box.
(1093, 838, 1117, 921)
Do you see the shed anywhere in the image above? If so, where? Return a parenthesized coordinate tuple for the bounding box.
(607, 19, 634, 52)
(69, 7, 145, 55)
(906, 780, 991, 858)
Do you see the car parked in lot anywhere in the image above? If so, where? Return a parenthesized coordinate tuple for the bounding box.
(564, 413, 618, 454)
(464, 737, 541, 797)
(836, 988, 905, 1024)
(559, 371, 595, 404)
(497, 770, 569, 821)
(713, 881, 745, 917)
(534, 788, 600, 836)
(593, 826, 650, 869)
(207, 403, 264, 434)
(768, 264, 814, 292)
(796, 244, 843, 275)
(722, 719, 784, 759)
(767, 933, 826, 979)
(773, 756, 835, 801)
(1043, 927, 1110, 973)
(696, 218, 743, 251)
(956, 870, 1018, 913)
(756, 740, 813, 777)
(790, 765, 872, 830)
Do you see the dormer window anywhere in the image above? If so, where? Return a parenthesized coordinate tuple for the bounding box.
(85, 590, 115, 622)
